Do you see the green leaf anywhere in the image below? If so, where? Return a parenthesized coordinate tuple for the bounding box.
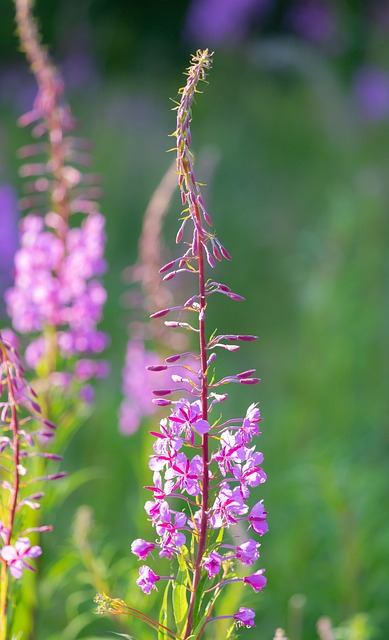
(158, 581, 171, 640)
(172, 551, 189, 637)
(191, 572, 208, 630)
(172, 582, 188, 638)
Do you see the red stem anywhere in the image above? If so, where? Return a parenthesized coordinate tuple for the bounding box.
(1, 361, 21, 626)
(5, 366, 20, 547)
(184, 203, 209, 639)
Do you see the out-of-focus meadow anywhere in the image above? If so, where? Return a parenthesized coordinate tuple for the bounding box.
(1, 0, 388, 638)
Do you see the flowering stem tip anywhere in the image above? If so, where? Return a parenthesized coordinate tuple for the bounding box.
(104, 50, 268, 640)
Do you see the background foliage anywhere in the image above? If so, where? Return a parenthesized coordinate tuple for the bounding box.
(1, 0, 388, 638)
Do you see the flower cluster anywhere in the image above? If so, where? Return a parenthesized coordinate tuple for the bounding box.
(6, 212, 107, 362)
(0, 332, 63, 584)
(132, 399, 267, 598)
(126, 50, 267, 638)
(5, 0, 108, 397)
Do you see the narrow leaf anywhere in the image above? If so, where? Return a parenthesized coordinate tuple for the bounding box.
(158, 581, 171, 640)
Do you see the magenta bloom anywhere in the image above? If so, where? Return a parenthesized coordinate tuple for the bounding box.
(136, 565, 161, 594)
(236, 538, 260, 565)
(243, 569, 267, 592)
(248, 500, 268, 535)
(1, 537, 42, 579)
(203, 551, 222, 578)
(234, 607, 256, 627)
(131, 539, 156, 561)
(169, 399, 210, 435)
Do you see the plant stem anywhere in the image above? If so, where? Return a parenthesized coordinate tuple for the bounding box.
(0, 359, 22, 638)
(184, 202, 209, 639)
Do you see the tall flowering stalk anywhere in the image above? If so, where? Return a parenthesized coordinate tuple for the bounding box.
(97, 50, 267, 639)
(0, 332, 63, 640)
(6, 0, 108, 410)
(3, 1, 107, 635)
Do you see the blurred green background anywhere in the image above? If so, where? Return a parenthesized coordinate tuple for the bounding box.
(1, 0, 389, 638)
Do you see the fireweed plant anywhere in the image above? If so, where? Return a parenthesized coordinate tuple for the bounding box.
(6, 0, 108, 416)
(0, 333, 64, 639)
(2, 0, 107, 634)
(96, 50, 268, 638)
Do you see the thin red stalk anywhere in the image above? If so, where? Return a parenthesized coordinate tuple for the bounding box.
(1, 362, 21, 627)
(5, 367, 20, 547)
(184, 202, 209, 638)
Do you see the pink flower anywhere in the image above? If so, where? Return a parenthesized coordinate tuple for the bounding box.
(203, 551, 222, 578)
(236, 538, 260, 565)
(248, 500, 268, 535)
(136, 565, 160, 594)
(169, 399, 210, 436)
(243, 569, 267, 592)
(1, 537, 42, 578)
(234, 607, 256, 627)
(131, 539, 156, 561)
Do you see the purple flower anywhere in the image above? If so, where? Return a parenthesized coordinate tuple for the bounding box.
(243, 569, 267, 592)
(236, 538, 260, 565)
(248, 500, 268, 535)
(155, 503, 187, 550)
(203, 551, 222, 578)
(136, 565, 161, 594)
(1, 537, 42, 579)
(234, 607, 256, 627)
(131, 539, 156, 561)
(6, 213, 107, 354)
(210, 484, 248, 528)
(353, 66, 389, 122)
(240, 402, 262, 442)
(164, 453, 203, 496)
(169, 399, 210, 436)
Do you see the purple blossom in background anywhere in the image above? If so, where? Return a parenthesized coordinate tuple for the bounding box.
(4, 0, 110, 405)
(119, 339, 170, 434)
(184, 0, 271, 46)
(0, 185, 18, 311)
(119, 339, 198, 435)
(353, 66, 389, 122)
(288, 0, 337, 45)
(5, 212, 108, 364)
